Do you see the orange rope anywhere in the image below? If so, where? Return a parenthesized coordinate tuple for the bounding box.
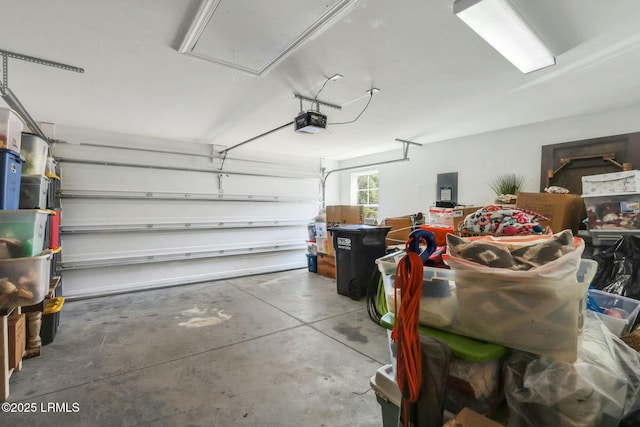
(391, 241, 424, 413)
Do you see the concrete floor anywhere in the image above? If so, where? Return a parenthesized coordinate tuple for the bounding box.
(5, 269, 390, 427)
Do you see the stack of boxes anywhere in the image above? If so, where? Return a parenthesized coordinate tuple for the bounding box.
(20, 131, 64, 347)
(0, 106, 63, 361)
(0, 108, 33, 370)
(306, 205, 364, 279)
(0, 109, 26, 370)
(582, 170, 640, 246)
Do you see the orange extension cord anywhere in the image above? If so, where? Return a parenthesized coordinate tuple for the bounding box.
(391, 240, 424, 423)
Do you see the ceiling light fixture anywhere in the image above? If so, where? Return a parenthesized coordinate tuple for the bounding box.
(453, 0, 555, 73)
(329, 73, 343, 81)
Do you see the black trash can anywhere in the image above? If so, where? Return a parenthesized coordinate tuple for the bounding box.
(329, 224, 391, 300)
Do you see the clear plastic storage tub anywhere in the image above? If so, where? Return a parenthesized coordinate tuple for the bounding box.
(376, 251, 597, 363)
(19, 175, 50, 209)
(0, 108, 24, 153)
(0, 210, 50, 258)
(20, 134, 49, 175)
(589, 289, 640, 337)
(0, 251, 52, 310)
(583, 192, 640, 230)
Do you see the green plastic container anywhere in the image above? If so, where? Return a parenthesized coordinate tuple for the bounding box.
(380, 312, 508, 362)
(0, 209, 50, 258)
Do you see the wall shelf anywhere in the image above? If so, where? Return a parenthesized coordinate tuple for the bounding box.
(59, 189, 320, 203)
(61, 219, 309, 234)
(60, 242, 305, 270)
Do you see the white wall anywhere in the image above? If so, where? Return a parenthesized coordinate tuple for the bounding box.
(337, 103, 640, 219)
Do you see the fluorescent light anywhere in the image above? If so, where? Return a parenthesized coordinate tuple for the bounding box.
(454, 0, 555, 73)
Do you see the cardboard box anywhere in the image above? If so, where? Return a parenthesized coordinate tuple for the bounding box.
(317, 253, 336, 279)
(452, 206, 483, 232)
(316, 235, 335, 256)
(326, 231, 335, 256)
(443, 407, 504, 427)
(326, 205, 364, 226)
(516, 192, 584, 234)
(8, 312, 26, 370)
(384, 217, 413, 247)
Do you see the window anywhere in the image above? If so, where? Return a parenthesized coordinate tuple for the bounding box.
(351, 170, 379, 222)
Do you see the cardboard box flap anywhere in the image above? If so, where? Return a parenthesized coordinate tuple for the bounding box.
(442, 407, 504, 427)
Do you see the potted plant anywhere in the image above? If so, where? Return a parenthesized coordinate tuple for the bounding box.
(490, 173, 526, 205)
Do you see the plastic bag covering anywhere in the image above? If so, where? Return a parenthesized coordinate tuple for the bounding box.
(592, 235, 640, 305)
(442, 235, 591, 362)
(504, 312, 640, 427)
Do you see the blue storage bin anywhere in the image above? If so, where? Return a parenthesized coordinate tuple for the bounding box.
(307, 254, 317, 273)
(0, 148, 22, 209)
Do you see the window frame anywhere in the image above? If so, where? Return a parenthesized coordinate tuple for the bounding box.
(350, 169, 379, 221)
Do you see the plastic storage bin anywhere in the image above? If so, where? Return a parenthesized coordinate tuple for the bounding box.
(305, 240, 317, 256)
(0, 108, 24, 153)
(0, 251, 52, 310)
(19, 134, 49, 175)
(370, 364, 402, 427)
(376, 251, 596, 363)
(49, 209, 61, 249)
(589, 289, 640, 336)
(47, 176, 60, 209)
(41, 296, 64, 345)
(0, 209, 49, 258)
(582, 170, 640, 195)
(379, 255, 457, 326)
(419, 224, 454, 246)
(49, 246, 62, 278)
(428, 207, 454, 226)
(328, 224, 390, 299)
(19, 175, 50, 209)
(306, 254, 317, 273)
(583, 192, 640, 230)
(380, 312, 508, 416)
(0, 148, 22, 209)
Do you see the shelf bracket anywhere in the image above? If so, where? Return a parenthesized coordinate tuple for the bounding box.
(0, 49, 84, 143)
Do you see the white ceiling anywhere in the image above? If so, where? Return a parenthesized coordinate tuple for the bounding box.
(2, 0, 640, 160)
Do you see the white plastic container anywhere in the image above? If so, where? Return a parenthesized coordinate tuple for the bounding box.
(428, 206, 454, 226)
(582, 170, 640, 195)
(589, 289, 640, 337)
(0, 251, 52, 310)
(0, 108, 24, 153)
(370, 364, 402, 427)
(20, 133, 49, 175)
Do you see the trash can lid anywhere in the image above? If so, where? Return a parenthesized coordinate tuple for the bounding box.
(328, 224, 392, 233)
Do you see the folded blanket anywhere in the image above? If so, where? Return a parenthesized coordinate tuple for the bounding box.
(459, 205, 548, 235)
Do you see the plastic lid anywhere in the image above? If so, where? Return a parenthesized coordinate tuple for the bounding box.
(380, 313, 508, 362)
(369, 364, 401, 407)
(44, 297, 65, 314)
(327, 224, 391, 232)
